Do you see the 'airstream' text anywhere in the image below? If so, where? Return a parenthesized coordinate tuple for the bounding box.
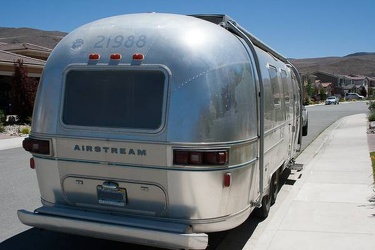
(73, 145, 147, 156)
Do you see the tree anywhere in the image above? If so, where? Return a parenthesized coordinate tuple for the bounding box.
(319, 88, 326, 101)
(10, 59, 38, 122)
(306, 79, 314, 97)
(360, 86, 367, 97)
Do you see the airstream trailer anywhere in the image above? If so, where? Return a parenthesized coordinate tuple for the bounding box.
(18, 13, 307, 249)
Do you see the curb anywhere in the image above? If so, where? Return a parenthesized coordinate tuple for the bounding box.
(0, 137, 24, 151)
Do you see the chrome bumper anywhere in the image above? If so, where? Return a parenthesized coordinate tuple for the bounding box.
(17, 206, 208, 249)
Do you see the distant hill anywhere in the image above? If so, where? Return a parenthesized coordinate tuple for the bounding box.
(0, 27, 67, 49)
(289, 54, 375, 77)
(344, 52, 375, 57)
(0, 26, 374, 77)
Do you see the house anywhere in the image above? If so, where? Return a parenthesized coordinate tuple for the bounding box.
(343, 74, 368, 96)
(0, 43, 50, 111)
(321, 82, 333, 96)
(310, 80, 333, 101)
(0, 42, 51, 60)
(307, 71, 345, 97)
(366, 76, 375, 97)
(304, 71, 373, 98)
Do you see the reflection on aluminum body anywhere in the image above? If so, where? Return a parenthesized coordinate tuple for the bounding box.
(18, 13, 305, 249)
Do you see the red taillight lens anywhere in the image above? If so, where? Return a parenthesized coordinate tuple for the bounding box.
(173, 150, 228, 166)
(174, 151, 189, 164)
(132, 53, 144, 60)
(89, 53, 100, 60)
(204, 152, 228, 165)
(224, 173, 231, 187)
(23, 138, 50, 155)
(30, 157, 35, 169)
(110, 53, 122, 60)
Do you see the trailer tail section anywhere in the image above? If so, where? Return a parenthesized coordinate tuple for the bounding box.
(18, 13, 305, 249)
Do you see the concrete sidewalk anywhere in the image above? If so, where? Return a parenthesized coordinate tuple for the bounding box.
(246, 114, 375, 250)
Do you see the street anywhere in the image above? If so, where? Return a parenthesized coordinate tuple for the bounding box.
(0, 101, 369, 250)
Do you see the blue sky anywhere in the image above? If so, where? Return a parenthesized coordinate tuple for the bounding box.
(2, 0, 374, 59)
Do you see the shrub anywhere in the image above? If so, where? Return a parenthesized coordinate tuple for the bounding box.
(371, 152, 375, 183)
(19, 126, 31, 135)
(368, 101, 375, 122)
(0, 109, 5, 124)
(369, 112, 375, 122)
(368, 101, 375, 112)
(0, 110, 5, 132)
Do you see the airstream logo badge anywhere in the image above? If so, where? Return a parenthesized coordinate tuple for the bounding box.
(71, 39, 84, 50)
(73, 145, 147, 156)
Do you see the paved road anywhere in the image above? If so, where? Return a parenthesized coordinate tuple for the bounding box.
(0, 101, 369, 249)
(301, 101, 368, 150)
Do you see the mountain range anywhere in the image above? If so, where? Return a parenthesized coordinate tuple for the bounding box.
(1, 27, 374, 77)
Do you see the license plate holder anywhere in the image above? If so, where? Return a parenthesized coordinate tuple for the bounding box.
(97, 185, 127, 207)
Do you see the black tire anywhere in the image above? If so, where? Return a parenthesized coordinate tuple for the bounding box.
(270, 171, 280, 205)
(302, 120, 308, 136)
(253, 182, 273, 219)
(253, 193, 271, 219)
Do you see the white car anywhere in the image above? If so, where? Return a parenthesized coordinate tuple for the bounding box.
(325, 96, 339, 105)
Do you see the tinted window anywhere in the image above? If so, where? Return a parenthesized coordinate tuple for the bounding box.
(280, 69, 290, 103)
(268, 65, 280, 107)
(63, 69, 166, 130)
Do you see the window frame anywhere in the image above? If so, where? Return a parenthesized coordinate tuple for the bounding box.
(267, 64, 281, 109)
(60, 64, 170, 134)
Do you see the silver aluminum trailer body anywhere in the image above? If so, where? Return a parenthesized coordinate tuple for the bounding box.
(18, 13, 305, 249)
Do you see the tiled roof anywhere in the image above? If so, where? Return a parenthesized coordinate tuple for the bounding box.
(321, 82, 332, 88)
(343, 74, 366, 80)
(0, 42, 52, 52)
(0, 50, 45, 66)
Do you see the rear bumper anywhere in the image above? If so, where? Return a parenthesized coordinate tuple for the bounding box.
(17, 206, 208, 249)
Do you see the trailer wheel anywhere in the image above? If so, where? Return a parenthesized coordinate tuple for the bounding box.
(302, 120, 308, 136)
(252, 183, 273, 219)
(270, 171, 280, 205)
(253, 193, 271, 219)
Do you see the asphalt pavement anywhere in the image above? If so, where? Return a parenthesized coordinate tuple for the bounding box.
(1, 114, 374, 250)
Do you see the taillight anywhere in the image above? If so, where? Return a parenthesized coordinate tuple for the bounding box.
(110, 53, 122, 60)
(30, 157, 35, 169)
(132, 53, 144, 60)
(224, 173, 231, 187)
(23, 138, 50, 155)
(173, 150, 229, 166)
(89, 53, 100, 60)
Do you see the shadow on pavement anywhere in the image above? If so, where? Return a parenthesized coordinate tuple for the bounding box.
(0, 217, 262, 250)
(0, 228, 160, 250)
